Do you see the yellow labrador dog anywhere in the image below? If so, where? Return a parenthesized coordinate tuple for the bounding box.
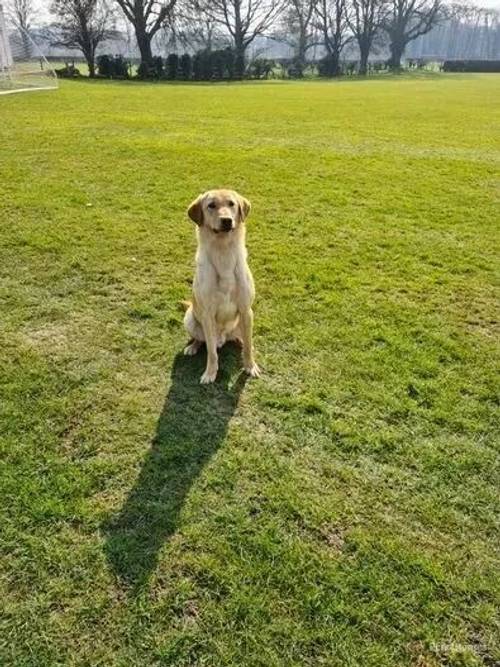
(184, 189, 260, 384)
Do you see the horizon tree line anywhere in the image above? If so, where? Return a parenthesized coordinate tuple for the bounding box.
(5, 0, 500, 77)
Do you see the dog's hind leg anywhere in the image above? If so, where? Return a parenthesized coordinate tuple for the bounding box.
(184, 305, 204, 356)
(184, 339, 203, 356)
(217, 333, 227, 349)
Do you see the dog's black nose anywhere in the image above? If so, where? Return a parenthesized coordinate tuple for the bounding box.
(220, 217, 233, 232)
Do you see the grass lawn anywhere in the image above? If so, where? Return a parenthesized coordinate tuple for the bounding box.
(1, 74, 499, 666)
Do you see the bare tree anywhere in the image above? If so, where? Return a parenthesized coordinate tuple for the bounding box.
(7, 0, 36, 56)
(346, 0, 387, 74)
(171, 0, 225, 51)
(459, 3, 480, 55)
(386, 0, 499, 59)
(383, 0, 442, 69)
(205, 0, 285, 77)
(314, 0, 350, 75)
(7, 0, 34, 31)
(50, 0, 116, 77)
(481, 7, 499, 59)
(185, 15, 220, 50)
(276, 0, 318, 75)
(113, 0, 176, 67)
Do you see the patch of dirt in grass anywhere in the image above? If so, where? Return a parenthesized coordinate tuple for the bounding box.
(182, 600, 200, 627)
(408, 642, 441, 667)
(21, 321, 72, 354)
(320, 525, 346, 552)
(295, 515, 347, 556)
(465, 318, 499, 339)
(20, 314, 109, 362)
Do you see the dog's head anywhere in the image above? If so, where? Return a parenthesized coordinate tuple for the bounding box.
(187, 189, 251, 234)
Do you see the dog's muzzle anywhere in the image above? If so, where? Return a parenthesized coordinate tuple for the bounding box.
(219, 217, 233, 232)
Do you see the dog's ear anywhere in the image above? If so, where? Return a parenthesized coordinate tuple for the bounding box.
(238, 194, 251, 222)
(187, 195, 204, 226)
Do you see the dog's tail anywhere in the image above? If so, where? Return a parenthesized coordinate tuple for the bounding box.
(178, 300, 191, 312)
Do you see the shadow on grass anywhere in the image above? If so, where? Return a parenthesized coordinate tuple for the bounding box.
(103, 345, 247, 591)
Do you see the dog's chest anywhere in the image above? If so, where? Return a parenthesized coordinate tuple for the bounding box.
(195, 242, 249, 323)
(214, 271, 238, 322)
(216, 271, 236, 294)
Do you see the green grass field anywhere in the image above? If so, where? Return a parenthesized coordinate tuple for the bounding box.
(1, 75, 499, 666)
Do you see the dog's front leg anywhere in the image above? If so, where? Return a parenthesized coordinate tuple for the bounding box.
(200, 314, 218, 384)
(240, 308, 260, 378)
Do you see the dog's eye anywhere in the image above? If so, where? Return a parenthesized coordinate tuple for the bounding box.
(208, 202, 216, 209)
(228, 201, 235, 207)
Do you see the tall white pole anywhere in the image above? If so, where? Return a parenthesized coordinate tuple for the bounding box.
(0, 2, 14, 74)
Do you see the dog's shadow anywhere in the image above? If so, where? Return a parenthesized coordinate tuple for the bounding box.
(103, 345, 247, 591)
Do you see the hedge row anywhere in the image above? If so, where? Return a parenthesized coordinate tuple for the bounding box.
(97, 54, 129, 78)
(56, 52, 448, 81)
(442, 60, 500, 72)
(137, 50, 237, 80)
(92, 50, 275, 80)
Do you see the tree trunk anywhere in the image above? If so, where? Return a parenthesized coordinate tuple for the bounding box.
(234, 38, 246, 78)
(135, 24, 153, 69)
(388, 38, 405, 70)
(358, 44, 369, 75)
(82, 45, 96, 78)
(296, 32, 307, 76)
(331, 49, 341, 76)
(324, 51, 341, 76)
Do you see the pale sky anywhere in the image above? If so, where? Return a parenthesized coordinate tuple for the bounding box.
(31, 0, 500, 21)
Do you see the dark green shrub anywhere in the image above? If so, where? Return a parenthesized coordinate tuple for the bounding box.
(97, 54, 113, 77)
(343, 61, 357, 75)
(137, 58, 162, 79)
(248, 58, 274, 79)
(318, 55, 338, 77)
(210, 49, 225, 79)
(192, 51, 203, 80)
(193, 50, 211, 80)
(212, 48, 236, 79)
(222, 48, 235, 78)
(191, 48, 237, 80)
(166, 53, 179, 80)
(137, 62, 154, 79)
(152, 56, 163, 78)
(97, 54, 130, 79)
(179, 53, 192, 80)
(370, 60, 388, 73)
(286, 57, 304, 78)
(113, 55, 129, 78)
(274, 58, 294, 78)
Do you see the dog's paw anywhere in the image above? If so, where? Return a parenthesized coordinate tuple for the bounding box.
(184, 341, 201, 356)
(200, 368, 217, 384)
(245, 362, 261, 378)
